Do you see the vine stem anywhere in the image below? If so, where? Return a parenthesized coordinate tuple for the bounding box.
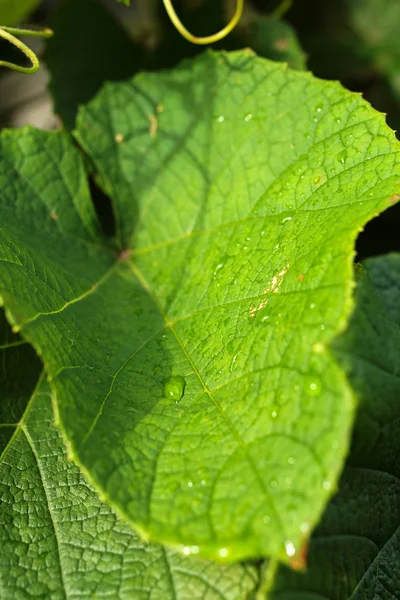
(162, 0, 243, 45)
(270, 0, 293, 19)
(0, 26, 53, 75)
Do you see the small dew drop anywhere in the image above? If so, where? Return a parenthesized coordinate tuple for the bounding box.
(219, 548, 229, 558)
(304, 377, 322, 397)
(188, 481, 193, 488)
(163, 376, 186, 402)
(217, 115, 225, 122)
(191, 546, 200, 554)
(183, 546, 191, 556)
(244, 113, 253, 122)
(285, 541, 296, 557)
(200, 479, 206, 486)
(300, 521, 310, 533)
(269, 479, 278, 489)
(323, 480, 332, 491)
(263, 515, 271, 524)
(230, 353, 239, 372)
(213, 263, 224, 278)
(313, 342, 325, 353)
(282, 217, 292, 224)
(314, 176, 321, 185)
(336, 117, 341, 124)
(336, 150, 347, 164)
(288, 456, 295, 465)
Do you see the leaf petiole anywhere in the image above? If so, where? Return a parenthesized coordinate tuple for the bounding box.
(162, 0, 243, 45)
(0, 25, 53, 75)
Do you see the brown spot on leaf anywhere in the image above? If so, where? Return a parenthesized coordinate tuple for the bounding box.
(149, 114, 158, 139)
(290, 544, 308, 571)
(119, 249, 132, 262)
(390, 194, 400, 204)
(49, 211, 58, 221)
(298, 274, 304, 282)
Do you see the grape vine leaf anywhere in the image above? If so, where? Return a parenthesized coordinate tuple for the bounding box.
(0, 312, 257, 599)
(0, 51, 400, 563)
(268, 253, 400, 598)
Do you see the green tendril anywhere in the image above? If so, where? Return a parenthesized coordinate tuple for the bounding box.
(0, 26, 53, 75)
(162, 0, 243, 45)
(270, 0, 293, 19)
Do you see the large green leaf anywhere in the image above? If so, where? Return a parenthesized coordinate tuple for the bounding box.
(0, 315, 257, 599)
(0, 51, 400, 563)
(268, 254, 400, 598)
(0, 0, 40, 26)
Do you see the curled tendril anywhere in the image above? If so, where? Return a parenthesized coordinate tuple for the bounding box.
(162, 0, 244, 45)
(0, 26, 53, 75)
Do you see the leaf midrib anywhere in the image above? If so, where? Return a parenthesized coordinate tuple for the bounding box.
(130, 261, 286, 538)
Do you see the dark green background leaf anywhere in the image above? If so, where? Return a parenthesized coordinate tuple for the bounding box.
(269, 254, 400, 598)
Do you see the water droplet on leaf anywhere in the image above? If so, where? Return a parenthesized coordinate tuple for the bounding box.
(163, 376, 186, 402)
(304, 377, 322, 397)
(263, 515, 271, 524)
(285, 541, 296, 557)
(336, 150, 347, 164)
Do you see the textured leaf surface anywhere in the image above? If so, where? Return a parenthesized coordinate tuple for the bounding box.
(0, 51, 400, 562)
(269, 254, 400, 598)
(0, 315, 256, 600)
